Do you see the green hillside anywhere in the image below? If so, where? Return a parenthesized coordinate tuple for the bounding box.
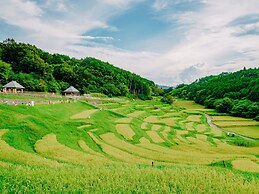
(170, 68, 259, 120)
(0, 39, 155, 98)
(0, 97, 258, 193)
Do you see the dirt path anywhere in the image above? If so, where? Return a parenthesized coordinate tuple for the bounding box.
(204, 114, 255, 141)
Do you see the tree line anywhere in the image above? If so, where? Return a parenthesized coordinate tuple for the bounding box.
(169, 68, 259, 120)
(0, 39, 157, 98)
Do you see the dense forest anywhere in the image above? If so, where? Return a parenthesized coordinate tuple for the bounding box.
(0, 39, 157, 98)
(170, 68, 259, 120)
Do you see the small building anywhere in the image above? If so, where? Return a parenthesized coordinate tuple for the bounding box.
(64, 86, 80, 96)
(2, 81, 25, 93)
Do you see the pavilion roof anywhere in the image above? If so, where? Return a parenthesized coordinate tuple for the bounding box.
(64, 86, 80, 93)
(3, 81, 24, 89)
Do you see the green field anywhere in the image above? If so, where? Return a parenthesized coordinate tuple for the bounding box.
(0, 98, 259, 193)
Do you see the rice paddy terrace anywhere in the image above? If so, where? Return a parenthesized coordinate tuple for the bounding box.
(0, 97, 258, 193)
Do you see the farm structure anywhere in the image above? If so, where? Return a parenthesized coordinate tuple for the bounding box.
(64, 86, 80, 96)
(2, 81, 25, 93)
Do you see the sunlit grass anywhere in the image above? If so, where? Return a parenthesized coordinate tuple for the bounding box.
(146, 131, 165, 143)
(116, 124, 135, 140)
(35, 134, 105, 165)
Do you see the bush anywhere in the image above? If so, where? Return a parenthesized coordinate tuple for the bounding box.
(214, 97, 233, 113)
(161, 95, 174, 104)
(138, 94, 152, 100)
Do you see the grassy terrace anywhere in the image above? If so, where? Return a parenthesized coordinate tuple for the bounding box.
(0, 92, 64, 100)
(0, 97, 258, 193)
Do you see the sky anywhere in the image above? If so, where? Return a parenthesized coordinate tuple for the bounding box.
(0, 0, 259, 86)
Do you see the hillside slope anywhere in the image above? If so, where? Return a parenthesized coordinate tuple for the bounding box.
(171, 68, 259, 120)
(0, 39, 155, 97)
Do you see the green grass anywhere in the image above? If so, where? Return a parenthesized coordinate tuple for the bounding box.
(228, 137, 259, 147)
(209, 160, 233, 169)
(0, 93, 64, 100)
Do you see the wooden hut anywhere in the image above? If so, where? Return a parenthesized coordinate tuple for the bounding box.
(64, 86, 80, 96)
(2, 81, 25, 93)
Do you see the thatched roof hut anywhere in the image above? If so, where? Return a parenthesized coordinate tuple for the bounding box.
(64, 86, 80, 96)
(2, 81, 25, 93)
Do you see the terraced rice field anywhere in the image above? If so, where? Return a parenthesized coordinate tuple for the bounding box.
(232, 158, 259, 172)
(0, 99, 258, 193)
(35, 134, 106, 164)
(225, 126, 259, 139)
(116, 124, 135, 140)
(211, 116, 250, 121)
(213, 120, 258, 127)
(115, 117, 133, 123)
(195, 124, 207, 132)
(127, 110, 145, 118)
(175, 100, 206, 109)
(187, 115, 202, 122)
(211, 116, 259, 139)
(146, 130, 165, 143)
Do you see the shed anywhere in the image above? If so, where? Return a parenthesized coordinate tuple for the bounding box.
(2, 81, 25, 93)
(64, 86, 80, 96)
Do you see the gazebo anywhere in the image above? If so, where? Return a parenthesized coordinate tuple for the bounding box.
(2, 81, 25, 93)
(64, 86, 80, 96)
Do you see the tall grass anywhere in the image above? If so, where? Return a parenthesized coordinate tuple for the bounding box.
(0, 164, 258, 194)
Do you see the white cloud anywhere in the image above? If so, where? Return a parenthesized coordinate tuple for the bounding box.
(147, 0, 259, 84)
(1, 0, 259, 85)
(44, 0, 68, 12)
(0, 0, 133, 53)
(102, 0, 144, 8)
(152, 0, 170, 11)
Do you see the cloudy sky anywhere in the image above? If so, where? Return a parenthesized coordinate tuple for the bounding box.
(0, 0, 259, 85)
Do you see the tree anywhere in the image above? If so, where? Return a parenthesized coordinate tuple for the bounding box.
(214, 97, 233, 113)
(102, 83, 120, 96)
(0, 60, 13, 84)
(231, 100, 259, 118)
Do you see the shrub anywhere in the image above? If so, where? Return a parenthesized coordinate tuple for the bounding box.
(161, 95, 174, 104)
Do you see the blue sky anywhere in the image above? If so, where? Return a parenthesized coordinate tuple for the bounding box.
(0, 0, 259, 85)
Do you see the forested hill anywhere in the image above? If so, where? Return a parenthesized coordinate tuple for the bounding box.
(0, 39, 155, 98)
(171, 68, 259, 120)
